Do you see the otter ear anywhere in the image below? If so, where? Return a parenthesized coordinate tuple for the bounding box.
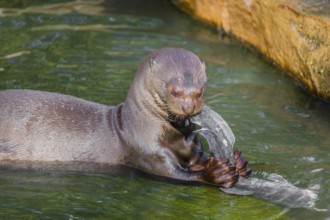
(199, 58, 206, 70)
(149, 56, 158, 69)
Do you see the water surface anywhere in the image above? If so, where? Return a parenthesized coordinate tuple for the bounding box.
(298, 0, 330, 17)
(0, 0, 329, 219)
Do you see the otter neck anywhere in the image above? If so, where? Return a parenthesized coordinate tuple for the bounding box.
(126, 70, 169, 122)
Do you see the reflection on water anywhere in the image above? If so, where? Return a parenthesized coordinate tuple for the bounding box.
(0, 0, 105, 16)
(0, 0, 329, 219)
(0, 170, 288, 219)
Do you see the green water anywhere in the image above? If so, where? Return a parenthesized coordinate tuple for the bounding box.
(0, 0, 329, 219)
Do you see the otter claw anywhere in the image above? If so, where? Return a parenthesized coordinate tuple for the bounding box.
(197, 157, 238, 188)
(209, 165, 236, 177)
(234, 149, 252, 177)
(188, 164, 205, 173)
(220, 181, 236, 189)
(213, 172, 238, 184)
(190, 149, 251, 187)
(238, 167, 252, 177)
(235, 157, 247, 171)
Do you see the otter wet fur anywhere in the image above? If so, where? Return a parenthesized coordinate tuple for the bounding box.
(0, 48, 250, 188)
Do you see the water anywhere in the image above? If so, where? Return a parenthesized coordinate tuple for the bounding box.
(298, 0, 330, 17)
(0, 0, 329, 219)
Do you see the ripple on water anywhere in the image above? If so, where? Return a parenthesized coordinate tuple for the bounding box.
(284, 104, 310, 118)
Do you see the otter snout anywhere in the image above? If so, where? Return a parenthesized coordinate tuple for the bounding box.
(182, 98, 195, 115)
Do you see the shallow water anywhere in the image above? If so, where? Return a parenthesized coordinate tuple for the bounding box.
(0, 0, 329, 219)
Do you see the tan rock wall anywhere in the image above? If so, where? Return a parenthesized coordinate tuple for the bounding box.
(172, 0, 330, 100)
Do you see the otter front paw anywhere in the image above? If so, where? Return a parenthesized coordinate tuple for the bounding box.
(234, 150, 252, 177)
(198, 157, 238, 188)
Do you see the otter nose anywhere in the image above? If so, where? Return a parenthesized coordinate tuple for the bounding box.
(182, 99, 195, 115)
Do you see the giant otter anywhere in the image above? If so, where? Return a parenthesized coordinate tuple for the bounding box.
(0, 48, 250, 188)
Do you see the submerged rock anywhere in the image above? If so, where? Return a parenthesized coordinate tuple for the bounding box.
(172, 0, 330, 100)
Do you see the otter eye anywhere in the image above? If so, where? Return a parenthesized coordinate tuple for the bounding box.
(196, 90, 203, 98)
(171, 90, 180, 98)
(171, 89, 184, 98)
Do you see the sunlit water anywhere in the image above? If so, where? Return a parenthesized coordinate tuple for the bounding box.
(0, 0, 329, 219)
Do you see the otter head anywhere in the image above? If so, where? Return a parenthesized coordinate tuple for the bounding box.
(146, 48, 207, 122)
